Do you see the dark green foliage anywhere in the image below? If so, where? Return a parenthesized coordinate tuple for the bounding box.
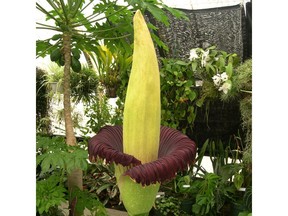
(234, 59, 252, 93)
(154, 196, 182, 216)
(46, 65, 99, 104)
(51, 34, 62, 41)
(191, 173, 221, 216)
(36, 40, 53, 58)
(84, 94, 123, 134)
(36, 174, 67, 215)
(159, 58, 198, 133)
(36, 67, 51, 134)
(70, 66, 99, 104)
(243, 186, 252, 212)
(83, 160, 120, 207)
(69, 187, 108, 216)
(36, 136, 88, 175)
(235, 59, 252, 167)
(36, 135, 107, 216)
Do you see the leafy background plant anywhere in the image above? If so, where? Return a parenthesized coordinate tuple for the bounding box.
(154, 196, 183, 216)
(36, 67, 52, 135)
(45, 63, 99, 104)
(36, 135, 107, 216)
(83, 160, 120, 208)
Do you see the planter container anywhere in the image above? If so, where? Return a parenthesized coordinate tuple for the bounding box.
(180, 199, 193, 215)
(49, 82, 63, 94)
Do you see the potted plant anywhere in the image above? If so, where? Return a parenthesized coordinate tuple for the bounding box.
(94, 45, 132, 98)
(45, 62, 99, 103)
(45, 63, 64, 94)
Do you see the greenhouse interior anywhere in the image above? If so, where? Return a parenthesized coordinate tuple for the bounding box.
(35, 0, 255, 215)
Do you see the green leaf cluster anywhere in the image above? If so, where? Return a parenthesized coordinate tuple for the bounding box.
(44, 63, 99, 104)
(159, 58, 198, 133)
(36, 67, 52, 135)
(69, 186, 108, 216)
(159, 46, 242, 133)
(93, 44, 132, 91)
(36, 136, 89, 175)
(83, 161, 119, 206)
(84, 94, 120, 134)
(36, 135, 107, 215)
(191, 173, 221, 216)
(36, 174, 67, 215)
(155, 196, 182, 216)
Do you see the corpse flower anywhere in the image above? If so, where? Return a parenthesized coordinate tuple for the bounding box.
(88, 10, 197, 216)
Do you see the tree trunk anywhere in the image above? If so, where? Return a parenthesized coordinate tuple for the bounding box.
(63, 33, 77, 147)
(63, 33, 83, 216)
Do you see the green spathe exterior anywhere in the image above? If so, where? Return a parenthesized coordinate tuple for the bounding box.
(123, 10, 161, 164)
(115, 165, 160, 216)
(120, 9, 161, 215)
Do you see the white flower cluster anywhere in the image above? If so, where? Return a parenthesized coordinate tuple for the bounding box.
(212, 72, 231, 94)
(188, 47, 234, 95)
(188, 48, 210, 67)
(188, 48, 199, 61)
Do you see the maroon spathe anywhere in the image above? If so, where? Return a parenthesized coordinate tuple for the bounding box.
(88, 125, 197, 186)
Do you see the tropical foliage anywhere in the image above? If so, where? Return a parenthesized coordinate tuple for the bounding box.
(36, 135, 107, 216)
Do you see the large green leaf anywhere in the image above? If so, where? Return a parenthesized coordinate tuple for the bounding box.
(36, 175, 67, 214)
(36, 40, 53, 58)
(145, 2, 169, 26)
(163, 5, 189, 21)
(226, 62, 233, 77)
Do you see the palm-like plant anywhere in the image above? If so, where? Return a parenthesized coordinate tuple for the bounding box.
(36, 1, 133, 214)
(93, 44, 132, 97)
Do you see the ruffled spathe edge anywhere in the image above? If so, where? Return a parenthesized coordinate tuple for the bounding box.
(88, 125, 197, 186)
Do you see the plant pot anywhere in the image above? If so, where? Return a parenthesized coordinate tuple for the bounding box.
(180, 199, 193, 215)
(188, 99, 242, 150)
(150, 208, 162, 216)
(232, 203, 246, 216)
(49, 82, 63, 93)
